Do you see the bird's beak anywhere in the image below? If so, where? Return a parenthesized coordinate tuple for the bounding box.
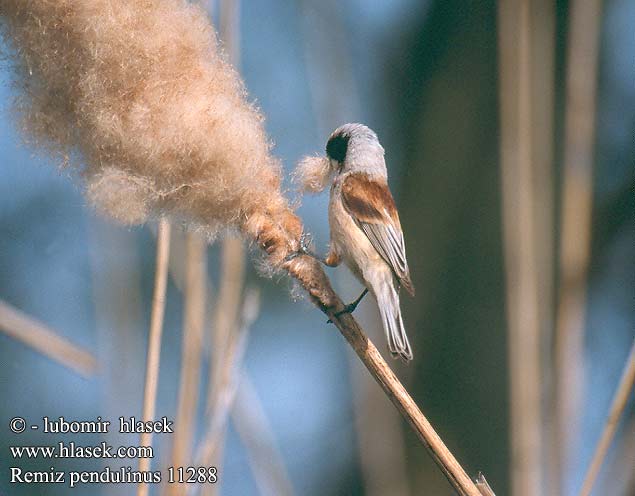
(329, 158, 343, 173)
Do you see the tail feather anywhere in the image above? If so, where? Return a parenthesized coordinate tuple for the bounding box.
(378, 285, 413, 362)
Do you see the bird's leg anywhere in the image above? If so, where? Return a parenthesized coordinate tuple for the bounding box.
(327, 288, 369, 323)
(299, 232, 319, 259)
(323, 248, 341, 267)
(338, 288, 369, 315)
(286, 233, 342, 269)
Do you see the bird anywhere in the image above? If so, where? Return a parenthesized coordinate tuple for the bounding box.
(303, 123, 415, 361)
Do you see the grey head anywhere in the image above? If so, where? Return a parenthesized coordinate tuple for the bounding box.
(325, 123, 386, 177)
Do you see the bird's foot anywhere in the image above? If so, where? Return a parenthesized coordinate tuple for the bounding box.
(327, 288, 369, 323)
(284, 232, 318, 262)
(326, 303, 358, 324)
(299, 232, 313, 254)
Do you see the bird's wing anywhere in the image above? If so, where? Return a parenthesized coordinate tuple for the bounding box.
(341, 173, 415, 296)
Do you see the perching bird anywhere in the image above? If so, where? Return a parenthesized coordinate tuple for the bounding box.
(300, 123, 415, 361)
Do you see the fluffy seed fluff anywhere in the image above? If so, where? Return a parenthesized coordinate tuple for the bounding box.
(294, 155, 333, 194)
(0, 0, 301, 261)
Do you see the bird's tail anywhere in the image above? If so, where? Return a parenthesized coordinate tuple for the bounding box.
(378, 283, 413, 362)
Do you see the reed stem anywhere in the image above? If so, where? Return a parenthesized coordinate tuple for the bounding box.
(554, 0, 602, 490)
(137, 217, 171, 496)
(169, 231, 207, 496)
(498, 1, 543, 493)
(579, 341, 635, 496)
(0, 299, 96, 377)
(327, 308, 484, 496)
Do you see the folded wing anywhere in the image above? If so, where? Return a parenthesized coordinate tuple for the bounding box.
(341, 173, 415, 296)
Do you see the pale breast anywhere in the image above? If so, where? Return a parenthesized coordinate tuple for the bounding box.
(329, 179, 385, 286)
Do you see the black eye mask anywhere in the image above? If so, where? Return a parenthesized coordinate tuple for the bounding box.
(326, 133, 350, 163)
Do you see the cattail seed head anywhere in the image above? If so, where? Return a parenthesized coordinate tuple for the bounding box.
(1, 0, 292, 245)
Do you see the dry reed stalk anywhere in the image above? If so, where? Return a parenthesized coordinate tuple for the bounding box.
(207, 236, 245, 413)
(578, 341, 635, 496)
(137, 217, 171, 496)
(198, 289, 252, 496)
(199, 329, 248, 496)
(0, 2, 488, 493)
(232, 373, 295, 496)
(528, 0, 555, 325)
(526, 3, 557, 491)
(0, 299, 96, 376)
(554, 0, 602, 490)
(202, 243, 247, 496)
(498, 1, 543, 494)
(88, 220, 145, 496)
(475, 473, 497, 496)
(351, 315, 411, 496)
(327, 310, 484, 496)
(605, 416, 635, 496)
(200, 287, 254, 492)
(169, 231, 208, 496)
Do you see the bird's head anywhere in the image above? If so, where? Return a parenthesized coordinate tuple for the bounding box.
(326, 123, 386, 177)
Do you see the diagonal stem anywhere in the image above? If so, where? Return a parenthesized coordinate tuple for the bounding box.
(579, 341, 635, 496)
(280, 251, 486, 496)
(0, 299, 97, 377)
(330, 308, 482, 496)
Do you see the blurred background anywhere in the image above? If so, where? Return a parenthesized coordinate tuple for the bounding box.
(0, 1, 633, 495)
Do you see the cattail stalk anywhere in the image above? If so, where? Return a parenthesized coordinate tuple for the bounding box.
(351, 316, 411, 496)
(138, 218, 171, 496)
(326, 309, 484, 496)
(169, 231, 207, 496)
